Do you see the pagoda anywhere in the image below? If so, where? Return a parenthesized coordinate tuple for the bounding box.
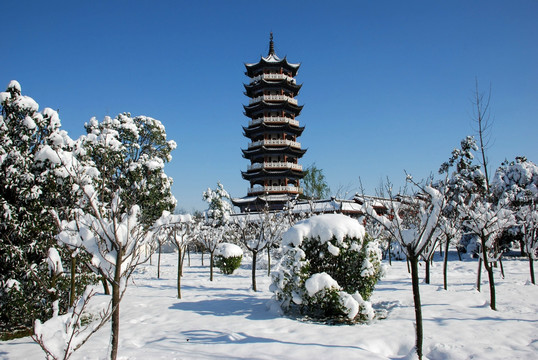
(232, 34, 307, 212)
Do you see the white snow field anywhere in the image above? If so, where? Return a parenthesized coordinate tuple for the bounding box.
(1, 252, 537, 359)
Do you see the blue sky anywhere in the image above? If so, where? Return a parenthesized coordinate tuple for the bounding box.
(3, 1, 537, 212)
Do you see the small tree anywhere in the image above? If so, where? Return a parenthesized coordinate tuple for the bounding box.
(460, 196, 515, 310)
(235, 208, 288, 291)
(301, 163, 330, 200)
(55, 111, 176, 360)
(58, 192, 154, 360)
(201, 182, 233, 281)
(439, 136, 487, 289)
(362, 179, 446, 360)
(154, 212, 195, 298)
(491, 156, 538, 283)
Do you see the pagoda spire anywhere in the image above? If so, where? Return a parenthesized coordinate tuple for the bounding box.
(268, 32, 275, 56)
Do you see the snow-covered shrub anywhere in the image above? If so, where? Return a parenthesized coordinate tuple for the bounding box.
(271, 214, 383, 323)
(215, 243, 243, 275)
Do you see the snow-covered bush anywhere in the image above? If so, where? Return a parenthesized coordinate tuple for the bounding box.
(215, 243, 243, 275)
(271, 214, 383, 323)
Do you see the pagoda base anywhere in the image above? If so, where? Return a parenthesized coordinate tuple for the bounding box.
(231, 193, 299, 213)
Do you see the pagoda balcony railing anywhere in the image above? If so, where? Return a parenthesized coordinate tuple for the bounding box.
(249, 95, 298, 105)
(248, 139, 301, 149)
(251, 73, 296, 84)
(247, 162, 303, 171)
(249, 117, 299, 127)
(248, 185, 303, 195)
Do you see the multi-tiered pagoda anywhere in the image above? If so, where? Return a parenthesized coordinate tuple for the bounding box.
(233, 34, 307, 212)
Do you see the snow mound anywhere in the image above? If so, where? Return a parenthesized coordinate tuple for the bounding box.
(216, 243, 243, 258)
(283, 213, 365, 247)
(304, 272, 340, 296)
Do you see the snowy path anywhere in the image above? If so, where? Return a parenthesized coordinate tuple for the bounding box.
(1, 252, 538, 359)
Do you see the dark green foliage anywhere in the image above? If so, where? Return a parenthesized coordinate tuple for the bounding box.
(302, 287, 343, 320)
(214, 255, 242, 275)
(272, 230, 383, 323)
(0, 82, 97, 336)
(301, 234, 382, 300)
(301, 164, 330, 200)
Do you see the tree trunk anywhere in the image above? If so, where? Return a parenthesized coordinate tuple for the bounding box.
(100, 268, 110, 295)
(70, 257, 76, 307)
(110, 250, 123, 360)
(250, 251, 258, 291)
(443, 239, 450, 290)
(388, 239, 392, 266)
(187, 247, 191, 267)
(476, 257, 482, 292)
(410, 256, 424, 360)
(267, 248, 271, 276)
(528, 254, 535, 285)
(520, 240, 526, 257)
(177, 248, 182, 299)
(209, 251, 214, 281)
(424, 259, 431, 284)
(201, 250, 204, 267)
(481, 238, 496, 310)
(157, 242, 162, 279)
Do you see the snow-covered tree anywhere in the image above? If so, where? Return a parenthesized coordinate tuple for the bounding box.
(362, 181, 446, 360)
(201, 183, 233, 281)
(198, 222, 231, 281)
(437, 136, 486, 289)
(0, 81, 93, 335)
(52, 112, 177, 359)
(81, 113, 177, 229)
(460, 197, 515, 310)
(57, 191, 155, 360)
(234, 208, 289, 291)
(492, 156, 538, 283)
(202, 182, 232, 226)
(154, 212, 194, 298)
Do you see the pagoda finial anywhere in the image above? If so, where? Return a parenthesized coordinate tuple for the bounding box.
(268, 32, 275, 56)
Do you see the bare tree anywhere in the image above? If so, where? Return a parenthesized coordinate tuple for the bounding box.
(361, 177, 446, 360)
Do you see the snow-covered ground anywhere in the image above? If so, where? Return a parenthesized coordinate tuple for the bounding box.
(2, 252, 537, 359)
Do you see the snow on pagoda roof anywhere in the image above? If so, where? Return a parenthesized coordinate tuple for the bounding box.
(291, 199, 363, 214)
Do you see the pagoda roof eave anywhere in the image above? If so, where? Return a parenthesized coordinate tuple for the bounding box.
(243, 101, 304, 114)
(243, 79, 302, 94)
(242, 124, 305, 136)
(241, 168, 304, 180)
(244, 56, 300, 77)
(242, 146, 307, 158)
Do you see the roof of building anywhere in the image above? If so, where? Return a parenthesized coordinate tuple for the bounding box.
(244, 34, 301, 77)
(243, 123, 305, 137)
(243, 79, 302, 96)
(242, 145, 307, 158)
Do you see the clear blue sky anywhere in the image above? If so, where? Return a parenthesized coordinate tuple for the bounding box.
(3, 1, 537, 212)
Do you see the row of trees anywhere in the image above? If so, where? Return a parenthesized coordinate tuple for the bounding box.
(360, 128, 536, 360)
